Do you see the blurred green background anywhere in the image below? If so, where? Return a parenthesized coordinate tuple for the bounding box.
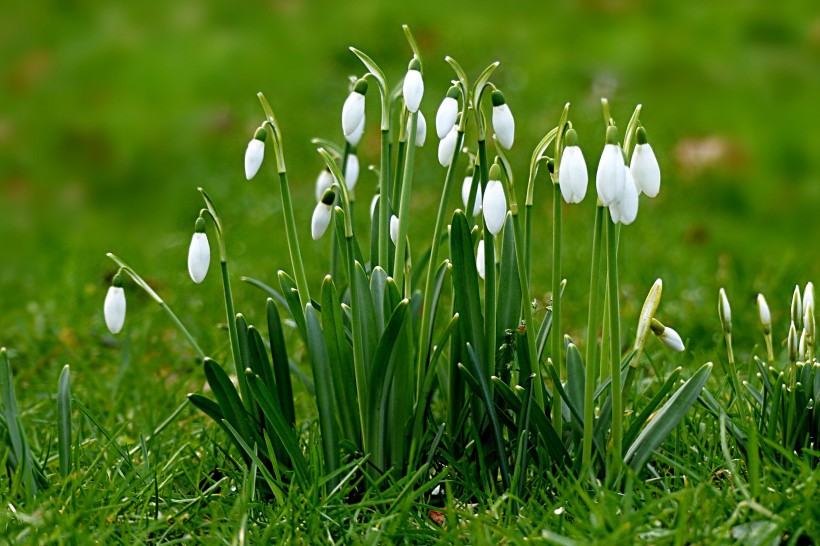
(2, 0, 820, 402)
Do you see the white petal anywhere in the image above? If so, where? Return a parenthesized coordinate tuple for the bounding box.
(403, 70, 424, 113)
(609, 199, 622, 224)
(346, 115, 365, 147)
(719, 288, 732, 324)
(757, 294, 771, 329)
(482, 180, 507, 236)
(345, 154, 359, 190)
(244, 139, 265, 180)
(311, 203, 332, 240)
(414, 111, 427, 147)
(315, 170, 334, 201)
(804, 282, 814, 314)
(104, 286, 126, 334)
(438, 126, 458, 167)
(615, 167, 639, 225)
(461, 176, 482, 217)
(558, 146, 588, 204)
(659, 327, 685, 352)
(492, 104, 515, 149)
(342, 92, 366, 137)
(630, 143, 661, 197)
(476, 240, 486, 280)
(390, 215, 400, 245)
(596, 144, 626, 206)
(188, 232, 211, 284)
(436, 97, 458, 139)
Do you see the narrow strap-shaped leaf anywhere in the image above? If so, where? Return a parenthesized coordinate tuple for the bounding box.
(203, 358, 254, 449)
(241, 277, 289, 310)
(221, 419, 290, 498)
(535, 281, 566, 364)
(0, 348, 34, 496)
(496, 215, 522, 341)
(279, 271, 307, 341)
(57, 365, 72, 479)
(267, 299, 295, 426)
(248, 326, 276, 397)
(623, 367, 682, 449)
(353, 261, 378, 370)
(188, 393, 248, 465)
(235, 314, 255, 413)
(565, 341, 585, 430)
(449, 212, 486, 369)
(369, 266, 389, 333)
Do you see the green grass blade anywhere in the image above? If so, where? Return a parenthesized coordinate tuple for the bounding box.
(266, 298, 295, 427)
(57, 364, 71, 479)
(623, 367, 682, 449)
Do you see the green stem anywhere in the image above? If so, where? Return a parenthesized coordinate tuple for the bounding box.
(277, 171, 311, 310)
(393, 112, 418, 289)
(378, 129, 391, 268)
(606, 214, 623, 473)
(525, 205, 533, 285)
(582, 205, 605, 469)
(159, 302, 206, 359)
(551, 183, 563, 437)
(478, 140, 496, 378)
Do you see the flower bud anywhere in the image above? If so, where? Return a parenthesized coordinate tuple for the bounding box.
(342, 79, 368, 137)
(650, 319, 685, 352)
(436, 86, 460, 139)
(438, 124, 458, 167)
(558, 129, 588, 204)
(609, 164, 639, 225)
(630, 127, 661, 197)
(244, 127, 266, 180)
(344, 154, 359, 191)
(403, 58, 424, 113)
(188, 218, 210, 284)
(596, 126, 626, 206)
(788, 321, 799, 362)
(491, 90, 515, 150)
(482, 163, 507, 236)
(390, 215, 400, 245)
(719, 288, 732, 334)
(476, 240, 486, 280)
(311, 190, 335, 240)
(792, 285, 803, 329)
(799, 329, 807, 361)
(407, 110, 426, 147)
(104, 273, 126, 334)
(461, 166, 482, 217)
(315, 169, 334, 201)
(757, 293, 771, 335)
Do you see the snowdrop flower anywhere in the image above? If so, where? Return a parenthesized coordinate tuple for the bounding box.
(558, 128, 588, 204)
(803, 282, 814, 320)
(719, 288, 732, 334)
(403, 58, 424, 113)
(315, 169, 334, 201)
(407, 110, 426, 147)
(482, 163, 507, 236)
(650, 319, 685, 352)
(344, 154, 359, 191)
(436, 86, 460, 139)
(244, 127, 266, 180)
(390, 215, 400, 245)
(342, 78, 368, 137)
(609, 165, 639, 225)
(476, 240, 486, 280)
(596, 126, 626, 206)
(491, 90, 514, 150)
(187, 218, 210, 284)
(799, 330, 807, 361)
(757, 294, 771, 335)
(346, 115, 365, 147)
(461, 165, 482, 217)
(630, 127, 661, 197)
(311, 190, 335, 240)
(104, 273, 126, 334)
(438, 124, 458, 167)
(792, 285, 803, 328)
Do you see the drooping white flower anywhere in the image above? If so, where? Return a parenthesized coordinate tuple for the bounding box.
(187, 218, 210, 284)
(342, 79, 368, 138)
(461, 168, 482, 217)
(596, 126, 626, 206)
(757, 294, 771, 334)
(438, 124, 458, 167)
(659, 326, 685, 352)
(244, 128, 266, 180)
(609, 165, 639, 225)
(491, 90, 515, 150)
(630, 127, 660, 197)
(719, 288, 732, 332)
(104, 274, 126, 334)
(315, 169, 334, 201)
(311, 191, 335, 240)
(436, 86, 460, 139)
(407, 110, 426, 147)
(390, 215, 400, 245)
(346, 115, 365, 147)
(482, 164, 507, 236)
(558, 129, 588, 204)
(345, 154, 359, 190)
(403, 58, 424, 113)
(476, 240, 486, 280)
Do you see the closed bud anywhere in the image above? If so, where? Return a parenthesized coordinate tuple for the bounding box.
(438, 124, 458, 167)
(757, 294, 771, 334)
(244, 127, 266, 180)
(596, 126, 626, 206)
(630, 127, 661, 197)
(187, 224, 210, 284)
(792, 285, 803, 329)
(311, 192, 334, 240)
(719, 288, 732, 334)
(390, 215, 400, 245)
(558, 129, 588, 204)
(789, 321, 799, 362)
(104, 273, 126, 334)
(315, 169, 334, 201)
(461, 167, 482, 217)
(491, 90, 515, 149)
(650, 319, 685, 352)
(476, 240, 486, 280)
(344, 154, 360, 190)
(403, 59, 424, 113)
(482, 163, 507, 236)
(342, 79, 368, 137)
(799, 329, 807, 362)
(436, 87, 460, 139)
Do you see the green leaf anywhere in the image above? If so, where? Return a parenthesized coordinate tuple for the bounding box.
(0, 348, 35, 497)
(267, 298, 295, 427)
(241, 276, 289, 310)
(369, 266, 389, 333)
(203, 358, 254, 450)
(496, 215, 522, 341)
(449, 211, 486, 370)
(57, 364, 71, 479)
(279, 271, 307, 341)
(353, 261, 378, 371)
(221, 419, 288, 499)
(535, 280, 566, 364)
(623, 367, 682, 449)
(188, 393, 247, 463)
(565, 340, 585, 430)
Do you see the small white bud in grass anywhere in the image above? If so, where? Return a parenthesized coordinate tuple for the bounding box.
(344, 154, 359, 190)
(596, 126, 626, 206)
(650, 319, 685, 352)
(757, 294, 771, 334)
(438, 125, 458, 167)
(476, 240, 486, 280)
(491, 90, 515, 149)
(188, 218, 210, 284)
(482, 163, 507, 236)
(630, 127, 661, 197)
(789, 321, 799, 362)
(799, 330, 807, 361)
(719, 288, 732, 333)
(244, 127, 266, 180)
(389, 215, 400, 245)
(346, 115, 365, 147)
(461, 167, 482, 217)
(342, 78, 368, 137)
(407, 110, 426, 147)
(609, 165, 639, 225)
(104, 273, 126, 334)
(792, 285, 803, 328)
(315, 169, 334, 201)
(311, 191, 335, 240)
(403, 58, 424, 113)
(558, 129, 588, 204)
(436, 86, 459, 139)
(804, 282, 814, 328)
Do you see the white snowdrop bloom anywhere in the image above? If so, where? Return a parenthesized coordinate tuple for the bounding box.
(792, 285, 802, 326)
(370, 193, 380, 220)
(315, 169, 334, 201)
(609, 165, 639, 225)
(491, 90, 515, 150)
(630, 127, 661, 197)
(244, 128, 266, 180)
(596, 126, 626, 206)
(558, 129, 588, 204)
(311, 193, 334, 240)
(187, 219, 210, 284)
(804, 282, 814, 317)
(719, 288, 732, 332)
(658, 326, 685, 352)
(476, 240, 486, 280)
(345, 154, 359, 191)
(403, 58, 424, 113)
(482, 164, 507, 236)
(407, 110, 426, 147)
(436, 86, 460, 139)
(346, 115, 365, 147)
(438, 125, 458, 167)
(390, 215, 400, 245)
(461, 169, 482, 217)
(104, 274, 126, 334)
(342, 79, 368, 137)
(757, 294, 772, 334)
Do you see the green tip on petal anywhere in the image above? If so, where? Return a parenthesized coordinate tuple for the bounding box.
(354, 78, 368, 95)
(112, 272, 124, 288)
(491, 89, 506, 107)
(446, 85, 460, 99)
(194, 217, 206, 233)
(320, 189, 336, 205)
(636, 126, 648, 145)
(489, 162, 503, 181)
(564, 128, 578, 147)
(605, 125, 620, 145)
(408, 58, 421, 71)
(253, 126, 267, 141)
